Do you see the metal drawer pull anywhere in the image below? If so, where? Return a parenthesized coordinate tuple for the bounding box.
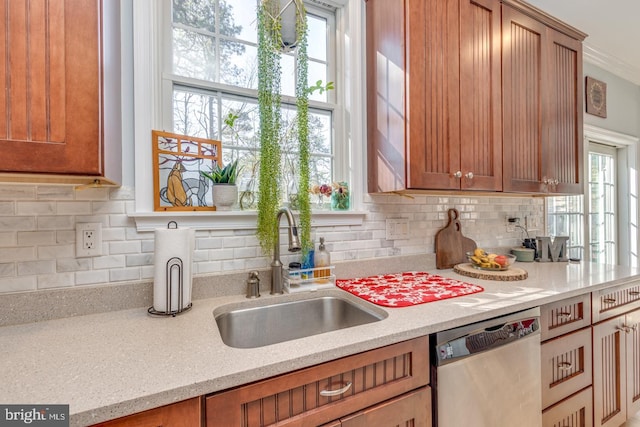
(623, 323, 638, 332)
(557, 361, 573, 370)
(556, 312, 573, 320)
(603, 297, 617, 304)
(320, 382, 352, 397)
(628, 291, 640, 296)
(616, 325, 631, 333)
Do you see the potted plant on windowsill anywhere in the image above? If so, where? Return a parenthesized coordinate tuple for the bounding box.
(201, 160, 239, 211)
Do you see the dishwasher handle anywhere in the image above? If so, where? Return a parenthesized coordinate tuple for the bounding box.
(436, 316, 540, 365)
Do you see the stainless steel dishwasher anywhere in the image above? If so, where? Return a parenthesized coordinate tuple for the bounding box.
(432, 307, 541, 427)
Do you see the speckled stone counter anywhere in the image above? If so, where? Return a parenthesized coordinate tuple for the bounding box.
(1, 260, 639, 426)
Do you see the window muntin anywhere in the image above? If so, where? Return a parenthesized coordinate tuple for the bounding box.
(168, 1, 335, 197)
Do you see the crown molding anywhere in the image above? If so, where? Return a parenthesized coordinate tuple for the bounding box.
(584, 124, 639, 146)
(583, 43, 640, 86)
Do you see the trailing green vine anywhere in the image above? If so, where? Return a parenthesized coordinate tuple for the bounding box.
(294, 3, 311, 253)
(256, 0, 283, 255)
(256, 0, 311, 255)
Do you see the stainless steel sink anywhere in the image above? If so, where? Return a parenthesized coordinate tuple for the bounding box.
(215, 295, 387, 348)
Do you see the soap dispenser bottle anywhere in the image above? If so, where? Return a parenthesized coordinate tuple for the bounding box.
(314, 237, 331, 282)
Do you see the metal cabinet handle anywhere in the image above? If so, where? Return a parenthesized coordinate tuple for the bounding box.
(320, 381, 352, 397)
(623, 323, 638, 332)
(616, 325, 631, 333)
(557, 361, 573, 371)
(556, 312, 573, 320)
(454, 171, 462, 178)
(628, 290, 640, 296)
(465, 172, 474, 179)
(603, 297, 617, 304)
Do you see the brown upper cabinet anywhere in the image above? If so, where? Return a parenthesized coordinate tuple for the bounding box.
(366, 0, 586, 195)
(502, 1, 585, 194)
(0, 0, 121, 185)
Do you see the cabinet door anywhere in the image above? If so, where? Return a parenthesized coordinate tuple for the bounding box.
(458, 0, 502, 191)
(406, 0, 461, 190)
(0, 0, 101, 175)
(544, 29, 583, 194)
(340, 387, 431, 427)
(541, 386, 592, 427)
(626, 310, 640, 417)
(593, 318, 627, 427)
(501, 5, 547, 193)
(91, 397, 202, 427)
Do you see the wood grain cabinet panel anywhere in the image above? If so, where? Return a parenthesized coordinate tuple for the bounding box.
(0, 0, 120, 184)
(366, 0, 502, 193)
(205, 337, 429, 427)
(541, 328, 592, 409)
(541, 293, 591, 341)
(541, 386, 592, 427)
(90, 397, 202, 427)
(502, 1, 585, 194)
(338, 387, 431, 427)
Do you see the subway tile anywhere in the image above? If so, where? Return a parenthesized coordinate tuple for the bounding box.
(0, 276, 37, 292)
(17, 260, 56, 276)
(38, 273, 74, 289)
(18, 231, 55, 246)
(56, 202, 92, 215)
(0, 232, 17, 247)
(75, 270, 109, 285)
(125, 254, 153, 267)
(16, 201, 56, 215)
(92, 255, 125, 270)
(0, 263, 15, 277)
(0, 247, 36, 262)
(37, 186, 74, 200)
(74, 187, 109, 201)
(0, 186, 36, 200)
(110, 268, 141, 282)
(37, 216, 74, 230)
(0, 202, 14, 215)
(0, 216, 36, 231)
(109, 240, 141, 254)
(57, 258, 92, 272)
(38, 244, 74, 259)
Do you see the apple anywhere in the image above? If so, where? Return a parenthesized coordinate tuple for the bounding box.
(494, 255, 508, 267)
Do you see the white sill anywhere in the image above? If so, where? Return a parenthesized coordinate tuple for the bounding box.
(129, 210, 366, 232)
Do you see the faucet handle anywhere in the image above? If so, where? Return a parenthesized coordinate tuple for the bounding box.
(246, 271, 260, 298)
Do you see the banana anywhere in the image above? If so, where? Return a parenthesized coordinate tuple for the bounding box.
(470, 248, 504, 269)
(473, 248, 486, 258)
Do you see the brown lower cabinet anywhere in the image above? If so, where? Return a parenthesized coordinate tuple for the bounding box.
(593, 308, 640, 427)
(541, 387, 593, 427)
(205, 337, 430, 426)
(90, 397, 202, 427)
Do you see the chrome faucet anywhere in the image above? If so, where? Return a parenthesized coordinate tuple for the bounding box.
(271, 207, 302, 294)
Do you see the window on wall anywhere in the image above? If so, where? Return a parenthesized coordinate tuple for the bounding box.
(166, 0, 337, 203)
(546, 143, 618, 264)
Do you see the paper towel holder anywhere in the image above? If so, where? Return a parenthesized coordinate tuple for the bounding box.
(148, 221, 193, 317)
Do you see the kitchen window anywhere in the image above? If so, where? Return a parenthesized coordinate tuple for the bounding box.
(546, 127, 640, 266)
(131, 0, 366, 229)
(166, 0, 338, 198)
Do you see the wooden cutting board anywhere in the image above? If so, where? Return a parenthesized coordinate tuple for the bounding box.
(435, 208, 477, 269)
(454, 263, 529, 281)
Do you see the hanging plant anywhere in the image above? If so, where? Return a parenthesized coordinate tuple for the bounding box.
(256, 0, 311, 255)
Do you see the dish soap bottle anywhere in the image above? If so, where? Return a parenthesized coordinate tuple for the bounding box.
(314, 237, 331, 283)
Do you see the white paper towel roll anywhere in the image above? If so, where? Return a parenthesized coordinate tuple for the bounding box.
(153, 224, 195, 313)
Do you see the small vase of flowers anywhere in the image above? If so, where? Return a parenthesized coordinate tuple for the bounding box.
(330, 181, 349, 211)
(310, 183, 332, 210)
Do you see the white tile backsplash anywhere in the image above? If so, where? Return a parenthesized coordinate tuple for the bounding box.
(0, 184, 544, 294)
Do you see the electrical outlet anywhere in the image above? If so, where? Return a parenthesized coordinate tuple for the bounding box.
(506, 216, 519, 233)
(386, 218, 410, 240)
(76, 223, 103, 257)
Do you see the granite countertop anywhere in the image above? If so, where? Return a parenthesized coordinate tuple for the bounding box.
(1, 261, 639, 426)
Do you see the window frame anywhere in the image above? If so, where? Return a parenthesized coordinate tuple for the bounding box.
(130, 0, 366, 231)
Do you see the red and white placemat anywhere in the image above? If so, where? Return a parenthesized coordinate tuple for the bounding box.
(336, 271, 484, 307)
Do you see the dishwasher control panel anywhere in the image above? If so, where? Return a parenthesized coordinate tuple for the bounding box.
(436, 315, 539, 364)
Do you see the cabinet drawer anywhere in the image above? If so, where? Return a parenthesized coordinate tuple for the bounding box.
(541, 386, 592, 427)
(541, 328, 592, 409)
(593, 281, 640, 323)
(541, 294, 591, 341)
(205, 337, 429, 427)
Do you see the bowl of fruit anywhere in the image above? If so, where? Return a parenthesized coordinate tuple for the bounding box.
(467, 248, 516, 271)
